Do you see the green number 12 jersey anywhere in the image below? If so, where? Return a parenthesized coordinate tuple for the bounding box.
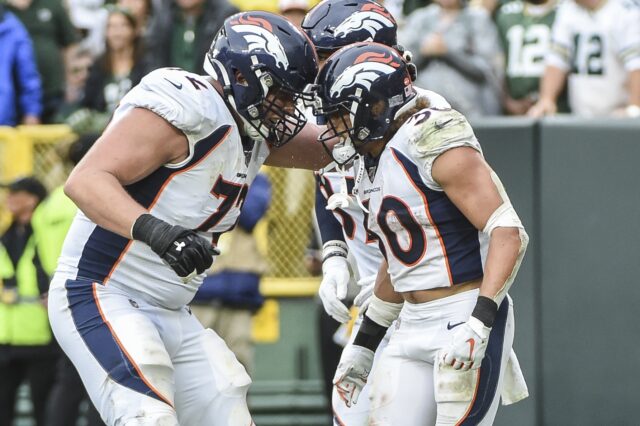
(496, 1, 557, 100)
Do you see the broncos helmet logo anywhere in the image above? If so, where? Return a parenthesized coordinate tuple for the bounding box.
(231, 15, 290, 70)
(330, 65, 396, 98)
(333, 4, 395, 41)
(330, 51, 400, 97)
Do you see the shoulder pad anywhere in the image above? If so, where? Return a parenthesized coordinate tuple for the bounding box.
(406, 108, 477, 157)
(119, 68, 215, 137)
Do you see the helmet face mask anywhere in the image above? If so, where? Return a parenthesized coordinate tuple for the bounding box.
(205, 12, 319, 146)
(314, 43, 415, 165)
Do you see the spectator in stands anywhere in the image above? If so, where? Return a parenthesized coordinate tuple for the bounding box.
(190, 173, 271, 374)
(55, 47, 93, 122)
(496, 0, 568, 115)
(0, 177, 56, 426)
(528, 0, 640, 117)
(68, 0, 109, 57)
(0, 5, 42, 126)
(145, 0, 238, 73)
(278, 0, 309, 27)
(399, 0, 504, 116)
(31, 135, 105, 426)
(7, 0, 78, 123)
(118, 0, 153, 35)
(66, 7, 148, 134)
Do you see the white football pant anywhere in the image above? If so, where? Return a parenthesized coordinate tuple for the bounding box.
(368, 289, 514, 426)
(48, 277, 254, 426)
(331, 316, 393, 426)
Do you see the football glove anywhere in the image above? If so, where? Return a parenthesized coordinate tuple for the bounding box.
(319, 255, 351, 323)
(442, 316, 491, 371)
(132, 214, 219, 278)
(353, 281, 374, 314)
(333, 344, 374, 407)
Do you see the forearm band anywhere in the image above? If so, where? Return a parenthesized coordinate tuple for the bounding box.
(471, 296, 499, 328)
(353, 314, 388, 352)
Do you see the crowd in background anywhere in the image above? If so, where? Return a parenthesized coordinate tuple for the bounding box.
(1, 0, 640, 128)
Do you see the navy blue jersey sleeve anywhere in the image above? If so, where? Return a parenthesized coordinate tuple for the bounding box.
(315, 178, 346, 244)
(238, 173, 271, 232)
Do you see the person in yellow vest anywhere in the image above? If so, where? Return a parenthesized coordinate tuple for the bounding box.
(0, 176, 56, 426)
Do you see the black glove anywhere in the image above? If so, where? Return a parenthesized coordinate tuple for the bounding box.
(132, 214, 219, 278)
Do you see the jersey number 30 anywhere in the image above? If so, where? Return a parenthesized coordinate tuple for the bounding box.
(377, 196, 427, 266)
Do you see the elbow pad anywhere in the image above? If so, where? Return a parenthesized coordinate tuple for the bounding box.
(483, 171, 530, 306)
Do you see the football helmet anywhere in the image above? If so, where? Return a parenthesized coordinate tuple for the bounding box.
(314, 43, 415, 165)
(302, 0, 397, 58)
(204, 12, 319, 146)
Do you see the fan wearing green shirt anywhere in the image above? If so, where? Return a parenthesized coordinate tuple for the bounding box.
(495, 0, 567, 114)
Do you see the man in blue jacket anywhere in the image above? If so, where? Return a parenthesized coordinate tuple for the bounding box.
(0, 4, 42, 126)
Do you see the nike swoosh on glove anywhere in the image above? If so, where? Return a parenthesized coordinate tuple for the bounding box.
(319, 255, 351, 323)
(333, 344, 374, 407)
(442, 316, 491, 371)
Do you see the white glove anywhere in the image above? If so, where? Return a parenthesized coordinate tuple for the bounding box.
(319, 256, 351, 323)
(442, 316, 491, 371)
(333, 344, 374, 407)
(353, 283, 374, 313)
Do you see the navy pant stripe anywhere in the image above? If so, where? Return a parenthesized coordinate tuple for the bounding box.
(459, 298, 509, 425)
(65, 279, 170, 405)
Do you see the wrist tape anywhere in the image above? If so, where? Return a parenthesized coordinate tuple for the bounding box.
(322, 240, 348, 262)
(366, 294, 403, 328)
(353, 314, 388, 352)
(471, 296, 498, 328)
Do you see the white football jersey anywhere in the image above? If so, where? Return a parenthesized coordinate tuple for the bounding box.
(361, 106, 489, 292)
(546, 0, 640, 115)
(316, 167, 383, 279)
(317, 89, 452, 283)
(57, 68, 270, 309)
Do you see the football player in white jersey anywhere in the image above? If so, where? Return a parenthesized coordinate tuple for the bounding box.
(303, 2, 421, 424)
(47, 11, 325, 426)
(528, 0, 640, 117)
(314, 43, 530, 425)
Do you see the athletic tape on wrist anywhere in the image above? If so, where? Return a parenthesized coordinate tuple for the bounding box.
(366, 295, 403, 328)
(322, 240, 348, 262)
(353, 314, 388, 352)
(472, 296, 498, 328)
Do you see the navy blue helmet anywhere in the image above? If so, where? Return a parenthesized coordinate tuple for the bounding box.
(315, 43, 415, 165)
(302, 0, 398, 58)
(204, 12, 319, 146)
